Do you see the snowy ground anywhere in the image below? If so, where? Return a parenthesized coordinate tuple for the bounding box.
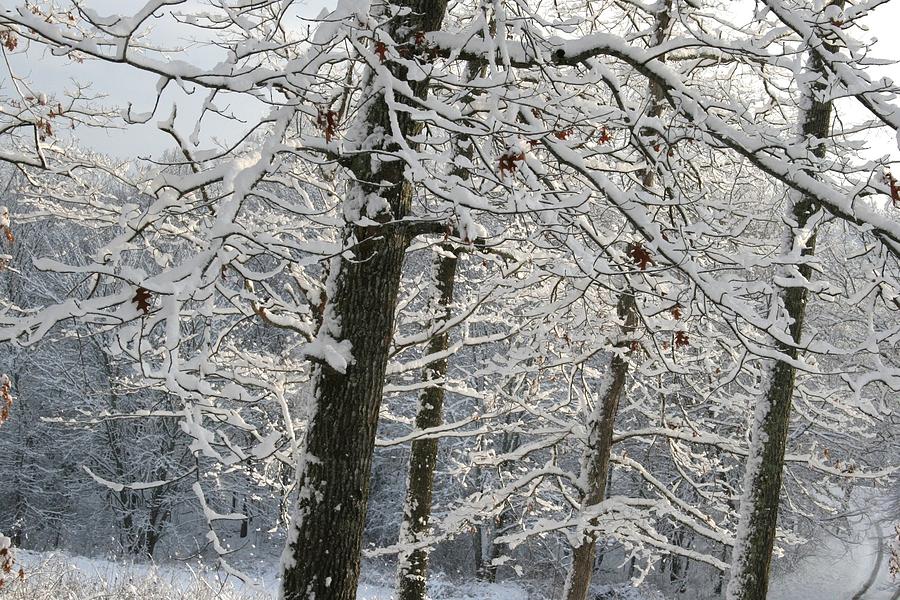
(5, 550, 666, 599)
(7, 550, 265, 600)
(5, 526, 896, 600)
(7, 550, 532, 600)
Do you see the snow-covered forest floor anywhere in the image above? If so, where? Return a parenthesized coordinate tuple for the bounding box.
(5, 521, 895, 600)
(7, 551, 533, 600)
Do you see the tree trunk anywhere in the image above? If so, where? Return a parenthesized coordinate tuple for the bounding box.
(562, 291, 638, 600)
(563, 3, 670, 598)
(396, 53, 487, 598)
(396, 248, 458, 600)
(279, 0, 450, 598)
(726, 4, 840, 598)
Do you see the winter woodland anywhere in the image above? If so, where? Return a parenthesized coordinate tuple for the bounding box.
(0, 0, 898, 599)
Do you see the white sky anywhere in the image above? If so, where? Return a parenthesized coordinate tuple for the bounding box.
(4, 0, 333, 158)
(2, 0, 898, 161)
(849, 0, 900, 163)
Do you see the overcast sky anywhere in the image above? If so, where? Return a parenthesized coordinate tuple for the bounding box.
(3, 0, 898, 162)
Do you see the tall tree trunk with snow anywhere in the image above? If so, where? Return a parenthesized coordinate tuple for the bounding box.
(562, 292, 638, 600)
(396, 248, 458, 600)
(562, 4, 669, 599)
(396, 54, 487, 599)
(280, 1, 450, 598)
(726, 4, 840, 598)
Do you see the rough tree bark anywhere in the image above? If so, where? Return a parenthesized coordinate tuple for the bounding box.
(396, 248, 459, 600)
(726, 3, 841, 598)
(280, 0, 450, 597)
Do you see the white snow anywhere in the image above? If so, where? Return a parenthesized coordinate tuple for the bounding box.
(9, 550, 532, 600)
